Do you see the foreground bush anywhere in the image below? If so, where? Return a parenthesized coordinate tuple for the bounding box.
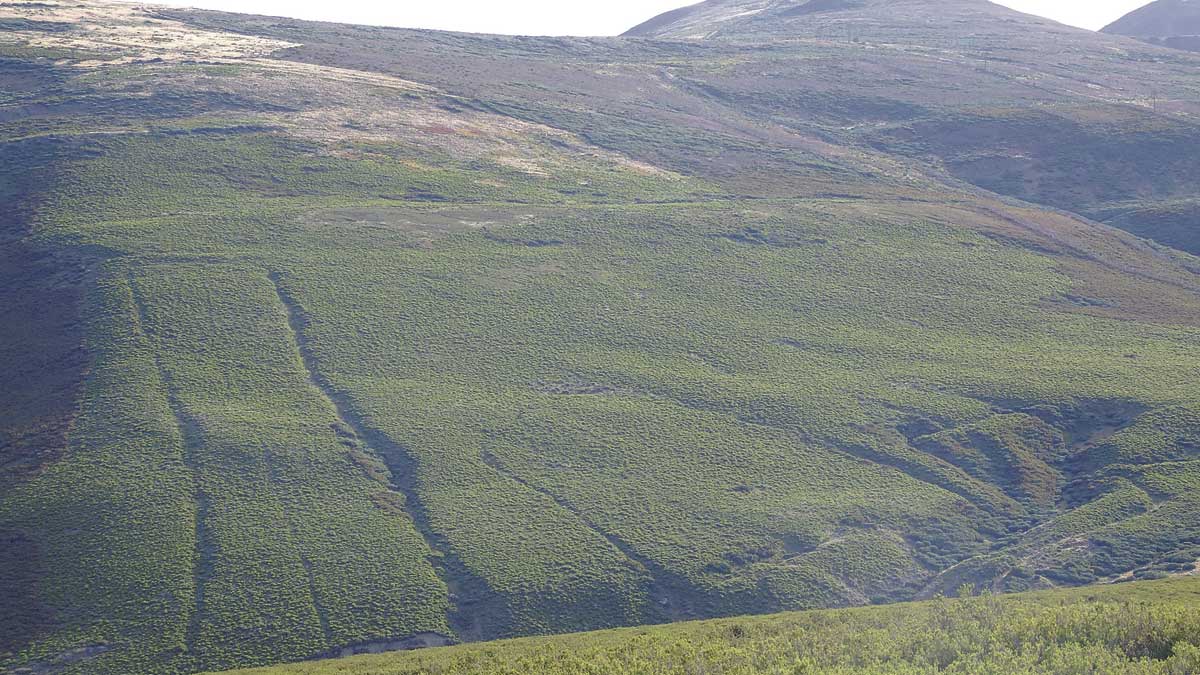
(223, 577, 1200, 674)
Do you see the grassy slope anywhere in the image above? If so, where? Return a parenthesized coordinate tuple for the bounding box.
(2, 2, 1200, 673)
(218, 575, 1200, 674)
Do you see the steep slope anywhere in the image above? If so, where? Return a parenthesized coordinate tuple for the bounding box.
(2, 1, 1200, 674)
(1104, 0, 1200, 52)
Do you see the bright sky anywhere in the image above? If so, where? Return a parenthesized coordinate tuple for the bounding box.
(147, 0, 1154, 35)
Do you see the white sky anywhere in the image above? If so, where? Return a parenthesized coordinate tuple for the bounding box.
(147, 0, 1155, 35)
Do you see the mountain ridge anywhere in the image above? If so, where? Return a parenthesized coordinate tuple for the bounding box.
(1104, 0, 1200, 52)
(623, 0, 1064, 40)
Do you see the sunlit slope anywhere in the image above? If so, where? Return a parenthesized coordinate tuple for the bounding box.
(221, 576, 1200, 675)
(2, 1, 1200, 674)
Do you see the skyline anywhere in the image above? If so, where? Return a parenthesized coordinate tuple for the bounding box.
(142, 0, 1153, 36)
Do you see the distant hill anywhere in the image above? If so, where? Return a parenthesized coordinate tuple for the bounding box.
(625, 0, 1012, 40)
(1104, 0, 1200, 52)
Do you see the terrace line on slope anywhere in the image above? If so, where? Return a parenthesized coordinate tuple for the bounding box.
(261, 442, 334, 646)
(478, 450, 691, 621)
(125, 268, 216, 659)
(267, 271, 465, 647)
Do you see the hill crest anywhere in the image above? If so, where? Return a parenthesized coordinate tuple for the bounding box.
(1103, 0, 1200, 52)
(623, 0, 1040, 39)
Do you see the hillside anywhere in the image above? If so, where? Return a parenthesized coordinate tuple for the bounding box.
(2, 0, 1200, 673)
(1104, 0, 1200, 52)
(622, 0, 1200, 255)
(219, 576, 1200, 674)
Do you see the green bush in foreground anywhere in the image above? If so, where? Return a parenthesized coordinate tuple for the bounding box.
(219, 577, 1200, 675)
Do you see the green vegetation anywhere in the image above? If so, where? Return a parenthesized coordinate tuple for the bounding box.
(219, 576, 1200, 674)
(2, 1, 1200, 674)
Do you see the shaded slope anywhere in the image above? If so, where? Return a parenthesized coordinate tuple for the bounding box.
(0, 133, 92, 669)
(1104, 0, 1200, 52)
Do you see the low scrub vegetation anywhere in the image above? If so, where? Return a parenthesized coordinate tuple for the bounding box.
(4, 1, 1200, 674)
(220, 577, 1200, 674)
